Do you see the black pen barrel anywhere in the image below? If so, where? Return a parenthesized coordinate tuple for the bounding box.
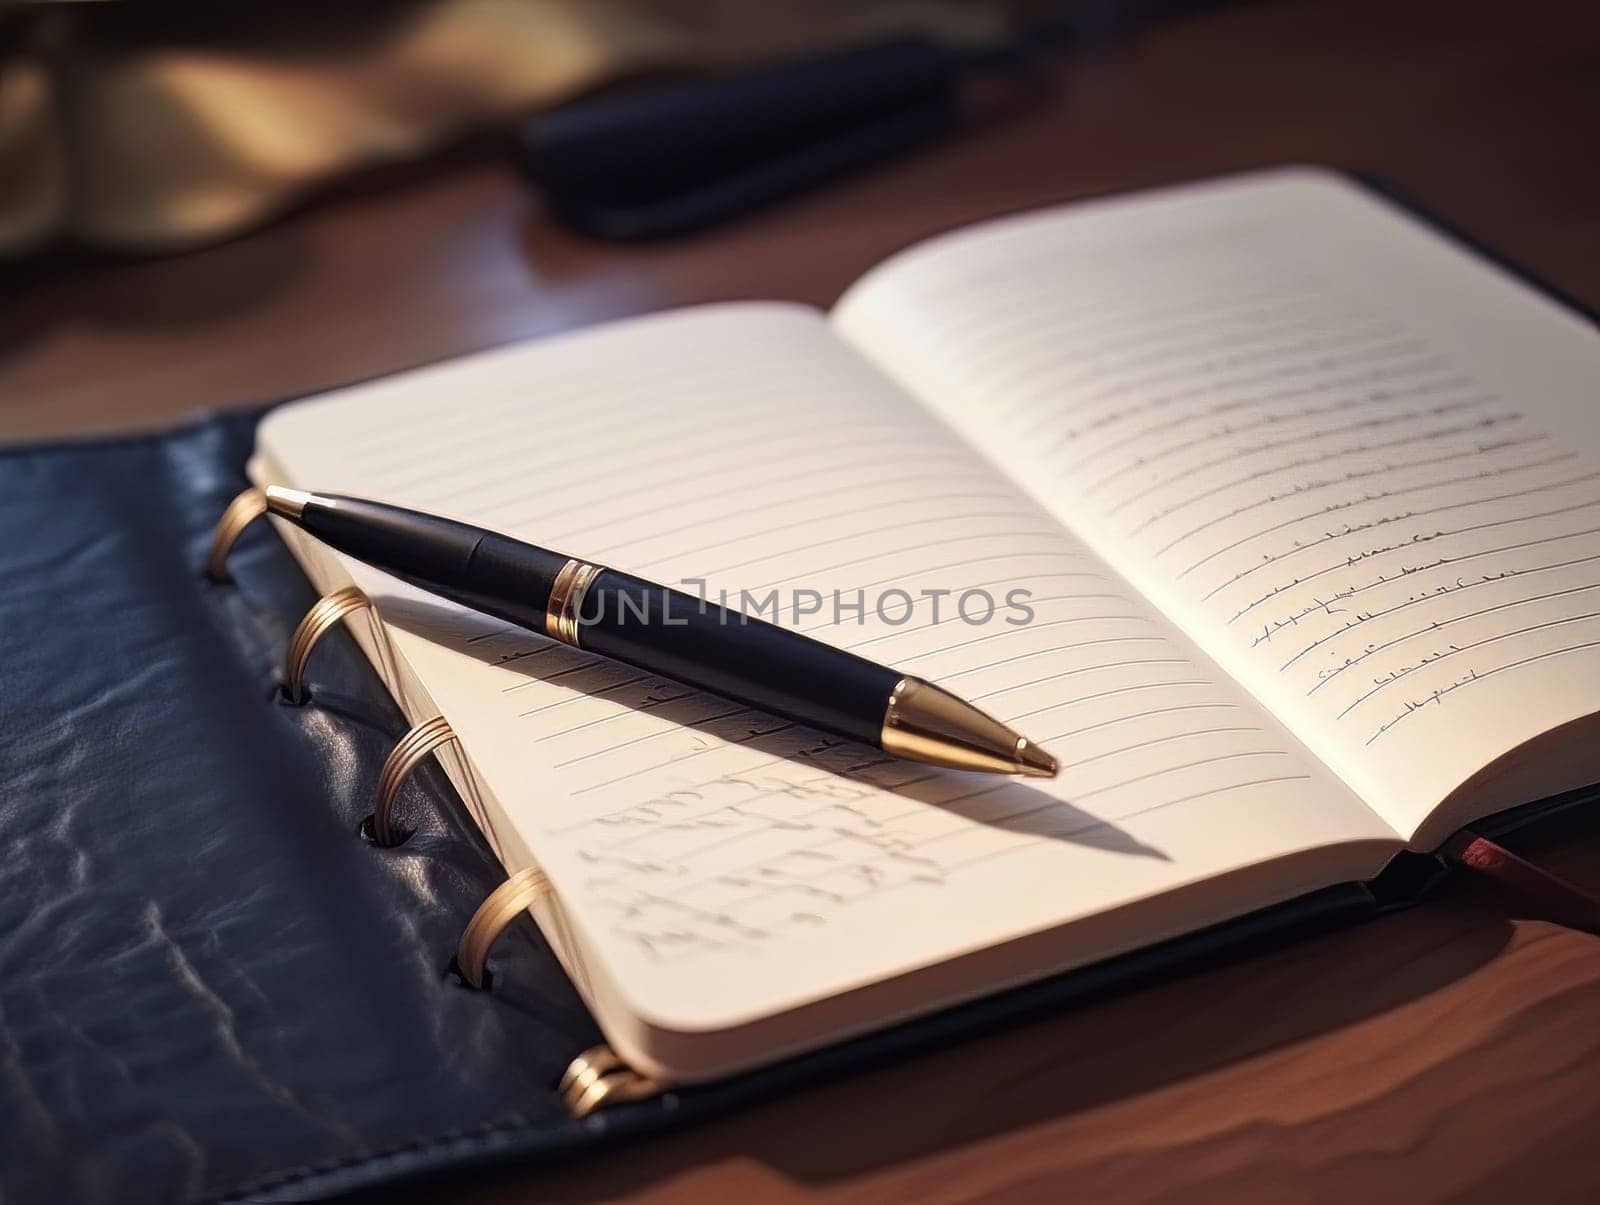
(297, 494, 572, 631)
(578, 571, 901, 746)
(294, 497, 899, 744)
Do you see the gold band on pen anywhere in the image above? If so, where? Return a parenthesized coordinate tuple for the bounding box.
(546, 558, 602, 648)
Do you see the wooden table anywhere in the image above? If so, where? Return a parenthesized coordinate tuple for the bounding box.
(6, 0, 1598, 1199)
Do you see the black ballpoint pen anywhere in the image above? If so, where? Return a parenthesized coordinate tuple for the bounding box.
(263, 487, 1058, 777)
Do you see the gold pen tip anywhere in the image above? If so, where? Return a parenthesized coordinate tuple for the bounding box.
(880, 678, 1061, 777)
(1014, 738, 1058, 779)
(263, 485, 313, 521)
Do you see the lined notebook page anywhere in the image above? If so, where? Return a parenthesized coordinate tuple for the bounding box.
(257, 304, 1391, 1067)
(834, 168, 1600, 844)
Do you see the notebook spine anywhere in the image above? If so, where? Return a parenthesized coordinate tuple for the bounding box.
(209, 488, 664, 1119)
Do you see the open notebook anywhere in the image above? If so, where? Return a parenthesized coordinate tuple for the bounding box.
(250, 168, 1600, 1085)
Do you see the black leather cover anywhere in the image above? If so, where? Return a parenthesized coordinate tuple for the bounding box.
(0, 409, 1397, 1203)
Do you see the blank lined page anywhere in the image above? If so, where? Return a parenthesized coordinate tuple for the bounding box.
(257, 303, 1390, 1072)
(834, 168, 1600, 843)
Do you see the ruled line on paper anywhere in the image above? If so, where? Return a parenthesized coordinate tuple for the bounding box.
(1333, 609, 1600, 719)
(1153, 434, 1554, 560)
(1015, 334, 1433, 447)
(624, 491, 1025, 572)
(1079, 379, 1456, 495)
(1270, 550, 1600, 668)
(565, 460, 988, 551)
(1171, 450, 1578, 575)
(902, 282, 1333, 387)
(1094, 392, 1484, 508)
(1365, 639, 1600, 747)
(1045, 349, 1449, 465)
(987, 316, 1399, 428)
(367, 370, 816, 484)
(1204, 479, 1600, 603)
(1070, 369, 1472, 478)
(1224, 501, 1600, 624)
(1306, 582, 1600, 697)
(1128, 408, 1515, 536)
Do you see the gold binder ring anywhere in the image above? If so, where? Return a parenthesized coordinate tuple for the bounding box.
(559, 1045, 662, 1118)
(373, 716, 458, 846)
(206, 487, 269, 582)
(281, 585, 372, 704)
(457, 865, 551, 989)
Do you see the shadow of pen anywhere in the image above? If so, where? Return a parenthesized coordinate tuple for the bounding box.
(373, 591, 1168, 862)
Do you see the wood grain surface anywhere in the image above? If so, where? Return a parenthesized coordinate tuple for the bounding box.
(5, 0, 1598, 1200)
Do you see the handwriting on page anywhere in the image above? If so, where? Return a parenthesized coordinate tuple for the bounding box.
(894, 237, 1600, 750)
(474, 628, 1306, 960)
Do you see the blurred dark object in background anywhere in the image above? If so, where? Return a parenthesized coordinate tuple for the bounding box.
(0, 0, 1024, 257)
(520, 37, 973, 241)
